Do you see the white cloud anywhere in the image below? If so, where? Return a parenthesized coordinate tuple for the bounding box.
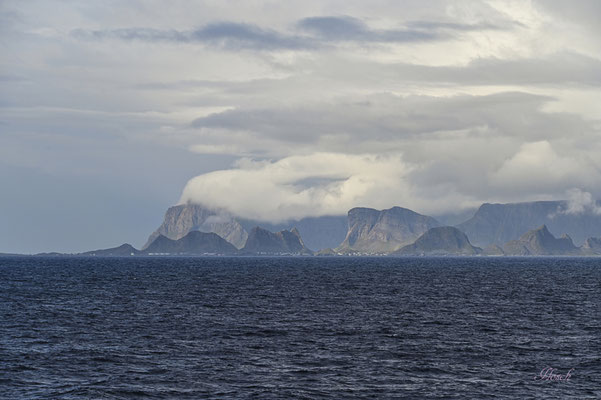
(561, 188, 601, 215)
(491, 141, 598, 193)
(179, 152, 418, 222)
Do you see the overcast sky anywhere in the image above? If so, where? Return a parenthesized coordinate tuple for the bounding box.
(1, 0, 600, 253)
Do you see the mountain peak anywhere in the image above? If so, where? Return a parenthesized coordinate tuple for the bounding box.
(394, 226, 481, 256)
(504, 225, 579, 256)
(145, 230, 237, 255)
(242, 227, 312, 255)
(456, 200, 601, 247)
(143, 203, 248, 249)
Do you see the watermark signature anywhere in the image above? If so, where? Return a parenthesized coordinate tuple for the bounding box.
(534, 367, 574, 382)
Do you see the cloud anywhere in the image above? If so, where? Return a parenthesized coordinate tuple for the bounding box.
(189, 92, 582, 153)
(72, 22, 312, 50)
(179, 153, 419, 222)
(296, 16, 438, 42)
(491, 141, 599, 193)
(72, 14, 509, 52)
(387, 52, 601, 86)
(560, 188, 601, 215)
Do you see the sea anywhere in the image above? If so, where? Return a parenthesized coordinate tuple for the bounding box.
(1, 256, 600, 399)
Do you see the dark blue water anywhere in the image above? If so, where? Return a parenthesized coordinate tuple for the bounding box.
(1, 257, 600, 399)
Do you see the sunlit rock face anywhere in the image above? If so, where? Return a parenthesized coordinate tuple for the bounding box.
(143, 204, 248, 250)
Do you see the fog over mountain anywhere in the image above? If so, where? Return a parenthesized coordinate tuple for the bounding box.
(1, 1, 601, 253)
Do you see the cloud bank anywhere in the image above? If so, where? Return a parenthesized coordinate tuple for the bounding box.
(180, 153, 414, 222)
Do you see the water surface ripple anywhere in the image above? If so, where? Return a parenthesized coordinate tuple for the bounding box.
(1, 256, 600, 399)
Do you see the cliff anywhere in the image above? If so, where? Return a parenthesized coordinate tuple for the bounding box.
(336, 206, 440, 254)
(143, 203, 248, 249)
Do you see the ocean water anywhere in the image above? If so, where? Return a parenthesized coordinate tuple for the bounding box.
(1, 256, 600, 399)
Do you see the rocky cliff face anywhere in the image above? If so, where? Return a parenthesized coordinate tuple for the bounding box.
(394, 226, 481, 256)
(456, 201, 601, 247)
(336, 207, 440, 254)
(144, 231, 238, 255)
(242, 227, 312, 255)
(502, 225, 580, 256)
(145, 203, 347, 252)
(143, 203, 248, 249)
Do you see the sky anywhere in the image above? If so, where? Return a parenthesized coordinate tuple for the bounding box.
(1, 0, 600, 253)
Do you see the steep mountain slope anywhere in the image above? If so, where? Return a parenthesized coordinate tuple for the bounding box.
(145, 203, 347, 251)
(144, 231, 238, 255)
(143, 203, 248, 249)
(581, 237, 601, 255)
(238, 215, 347, 252)
(456, 201, 601, 247)
(242, 227, 312, 255)
(502, 225, 580, 256)
(336, 207, 441, 253)
(394, 226, 481, 256)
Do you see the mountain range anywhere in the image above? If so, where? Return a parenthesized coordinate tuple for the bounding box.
(15, 199, 601, 257)
(143, 203, 347, 251)
(456, 201, 601, 247)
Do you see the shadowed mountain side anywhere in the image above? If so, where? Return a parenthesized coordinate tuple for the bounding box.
(581, 237, 601, 255)
(81, 243, 140, 256)
(145, 231, 238, 255)
(143, 203, 248, 249)
(456, 201, 601, 247)
(393, 226, 481, 256)
(238, 215, 347, 252)
(502, 225, 580, 256)
(337, 207, 441, 254)
(241, 227, 313, 255)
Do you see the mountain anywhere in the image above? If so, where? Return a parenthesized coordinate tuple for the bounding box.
(144, 231, 238, 255)
(394, 226, 481, 256)
(145, 203, 347, 251)
(238, 215, 347, 252)
(580, 237, 601, 255)
(81, 243, 140, 256)
(242, 227, 312, 255)
(336, 207, 441, 254)
(482, 244, 505, 256)
(143, 203, 248, 249)
(456, 201, 601, 247)
(502, 225, 580, 256)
